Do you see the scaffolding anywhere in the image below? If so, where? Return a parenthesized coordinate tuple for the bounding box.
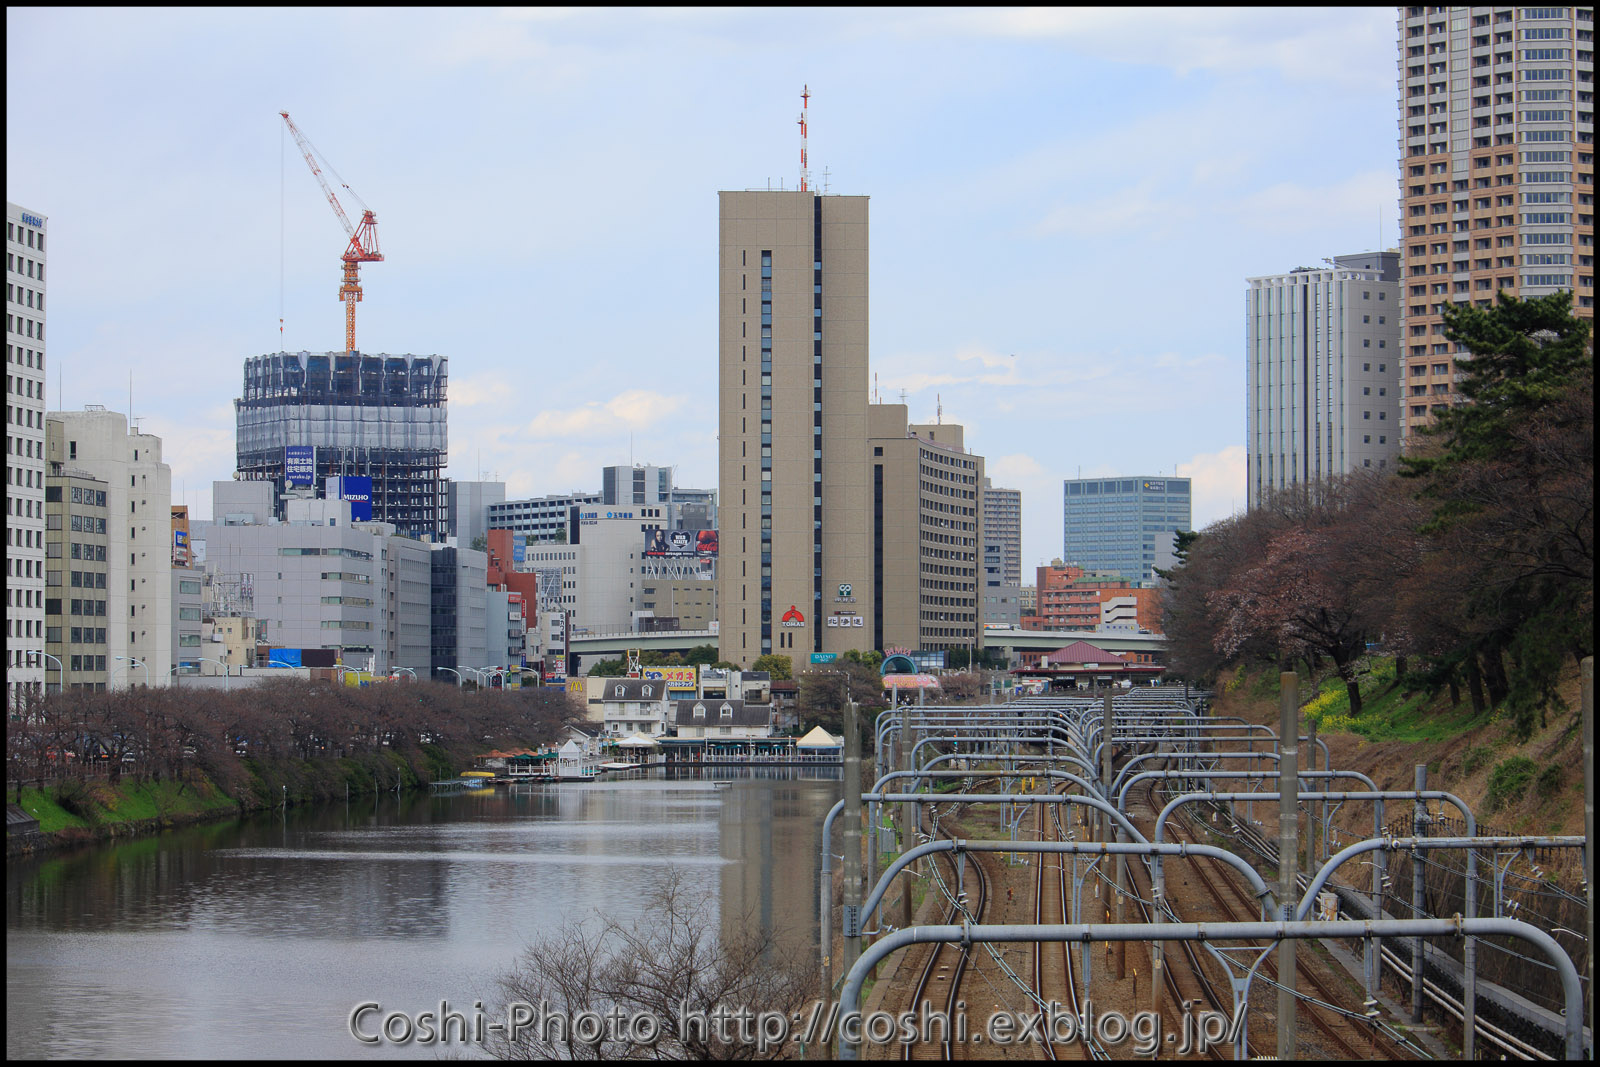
(235, 352, 448, 539)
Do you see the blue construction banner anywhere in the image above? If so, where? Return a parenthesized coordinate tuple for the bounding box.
(285, 445, 315, 486)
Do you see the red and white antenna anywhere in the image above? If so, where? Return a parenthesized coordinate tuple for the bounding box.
(798, 85, 811, 193)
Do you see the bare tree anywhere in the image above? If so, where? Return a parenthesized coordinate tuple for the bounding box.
(489, 867, 816, 1060)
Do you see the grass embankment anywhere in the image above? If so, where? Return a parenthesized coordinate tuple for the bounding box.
(14, 777, 238, 838)
(1217, 655, 1586, 835)
(11, 744, 469, 852)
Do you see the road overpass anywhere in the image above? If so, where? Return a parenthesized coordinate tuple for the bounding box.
(568, 627, 1167, 674)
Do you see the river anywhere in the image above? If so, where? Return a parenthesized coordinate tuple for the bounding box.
(6, 769, 841, 1059)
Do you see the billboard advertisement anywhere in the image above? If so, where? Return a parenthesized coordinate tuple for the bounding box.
(642, 529, 718, 557)
(328, 476, 374, 521)
(512, 534, 526, 564)
(285, 445, 315, 486)
(640, 666, 699, 693)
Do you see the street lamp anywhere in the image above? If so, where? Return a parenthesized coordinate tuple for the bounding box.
(389, 666, 417, 682)
(196, 656, 231, 691)
(456, 664, 484, 687)
(267, 660, 295, 669)
(437, 667, 464, 687)
(481, 665, 506, 689)
(112, 655, 149, 689)
(21, 651, 63, 694)
(335, 665, 363, 686)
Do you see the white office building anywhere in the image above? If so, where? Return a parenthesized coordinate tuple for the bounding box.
(8, 202, 48, 705)
(1246, 252, 1402, 509)
(47, 407, 173, 688)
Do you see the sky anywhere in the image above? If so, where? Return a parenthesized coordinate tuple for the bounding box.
(7, 7, 1400, 573)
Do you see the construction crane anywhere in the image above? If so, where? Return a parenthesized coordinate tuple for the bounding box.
(280, 111, 383, 354)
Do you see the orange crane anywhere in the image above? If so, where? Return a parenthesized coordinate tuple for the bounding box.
(280, 111, 383, 354)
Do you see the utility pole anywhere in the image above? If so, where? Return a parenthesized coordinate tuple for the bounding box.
(900, 720, 915, 931)
(1104, 691, 1125, 979)
(1411, 764, 1427, 1024)
(842, 695, 862, 981)
(1278, 672, 1299, 1060)
(1582, 656, 1593, 1047)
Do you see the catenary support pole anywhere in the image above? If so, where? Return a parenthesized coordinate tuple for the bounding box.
(842, 697, 862, 981)
(1306, 712, 1319, 868)
(1277, 671, 1298, 1060)
(1110, 692, 1129, 979)
(899, 721, 914, 932)
(1411, 763, 1426, 1025)
(1583, 656, 1594, 1046)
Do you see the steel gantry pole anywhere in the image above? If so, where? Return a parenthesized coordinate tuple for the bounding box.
(841, 696, 862, 981)
(1277, 672, 1299, 1060)
(1411, 764, 1426, 1025)
(1584, 656, 1594, 1050)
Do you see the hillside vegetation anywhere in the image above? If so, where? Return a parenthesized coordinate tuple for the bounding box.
(1163, 292, 1592, 747)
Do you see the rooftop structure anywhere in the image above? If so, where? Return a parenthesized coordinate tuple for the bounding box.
(234, 351, 448, 539)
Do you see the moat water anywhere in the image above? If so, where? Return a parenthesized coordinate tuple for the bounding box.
(6, 769, 841, 1058)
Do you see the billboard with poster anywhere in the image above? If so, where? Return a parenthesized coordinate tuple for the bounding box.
(640, 665, 698, 692)
(285, 445, 315, 486)
(643, 529, 718, 557)
(327, 476, 373, 521)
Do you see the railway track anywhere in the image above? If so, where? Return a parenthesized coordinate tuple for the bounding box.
(902, 806, 991, 1060)
(1033, 805, 1088, 1060)
(1141, 776, 1398, 1060)
(1116, 783, 1235, 1061)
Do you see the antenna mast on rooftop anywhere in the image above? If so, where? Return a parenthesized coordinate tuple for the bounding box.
(797, 85, 811, 193)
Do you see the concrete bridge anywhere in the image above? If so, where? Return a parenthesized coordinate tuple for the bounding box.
(567, 627, 1167, 673)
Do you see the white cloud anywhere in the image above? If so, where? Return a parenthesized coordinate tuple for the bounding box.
(915, 7, 1394, 88)
(1224, 170, 1398, 240)
(1177, 445, 1247, 529)
(524, 391, 685, 439)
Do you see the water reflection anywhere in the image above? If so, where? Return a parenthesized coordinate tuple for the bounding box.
(6, 769, 839, 1059)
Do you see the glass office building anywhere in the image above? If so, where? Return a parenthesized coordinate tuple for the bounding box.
(1061, 476, 1191, 583)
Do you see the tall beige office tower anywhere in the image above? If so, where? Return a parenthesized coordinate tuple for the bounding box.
(1396, 6, 1593, 443)
(717, 191, 871, 667)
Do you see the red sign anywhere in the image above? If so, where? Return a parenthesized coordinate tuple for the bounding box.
(781, 605, 805, 626)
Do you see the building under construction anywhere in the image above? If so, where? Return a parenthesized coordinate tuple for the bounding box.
(234, 351, 448, 539)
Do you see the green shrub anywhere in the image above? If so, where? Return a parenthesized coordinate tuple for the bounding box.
(1461, 745, 1496, 776)
(52, 780, 95, 820)
(1535, 764, 1563, 800)
(1485, 756, 1538, 812)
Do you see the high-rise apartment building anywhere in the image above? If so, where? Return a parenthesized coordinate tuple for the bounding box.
(234, 352, 449, 539)
(981, 478, 1022, 588)
(46, 408, 173, 688)
(1396, 6, 1594, 441)
(1062, 476, 1192, 583)
(867, 406, 984, 654)
(8, 202, 48, 705)
(717, 191, 871, 666)
(1246, 252, 1403, 507)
